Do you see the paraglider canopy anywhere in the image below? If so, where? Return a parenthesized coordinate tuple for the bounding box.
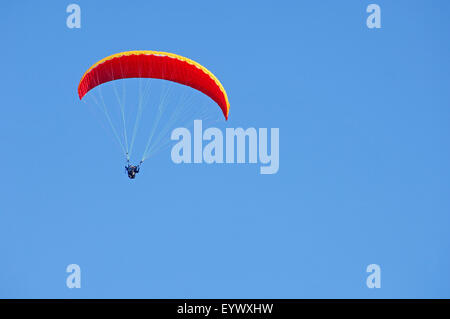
(78, 50, 230, 120)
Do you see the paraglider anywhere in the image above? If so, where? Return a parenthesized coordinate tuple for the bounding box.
(125, 162, 140, 179)
(78, 51, 230, 179)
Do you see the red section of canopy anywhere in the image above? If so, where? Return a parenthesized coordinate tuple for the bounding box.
(78, 52, 229, 119)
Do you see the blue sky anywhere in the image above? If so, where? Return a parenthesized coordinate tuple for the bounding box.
(1, 0, 450, 298)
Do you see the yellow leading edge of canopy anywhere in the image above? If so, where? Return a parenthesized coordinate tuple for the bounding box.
(79, 50, 230, 118)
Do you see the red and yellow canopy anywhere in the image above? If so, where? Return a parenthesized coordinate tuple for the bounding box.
(78, 51, 230, 119)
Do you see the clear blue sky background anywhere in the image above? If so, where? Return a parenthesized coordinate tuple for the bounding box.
(1, 0, 449, 298)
